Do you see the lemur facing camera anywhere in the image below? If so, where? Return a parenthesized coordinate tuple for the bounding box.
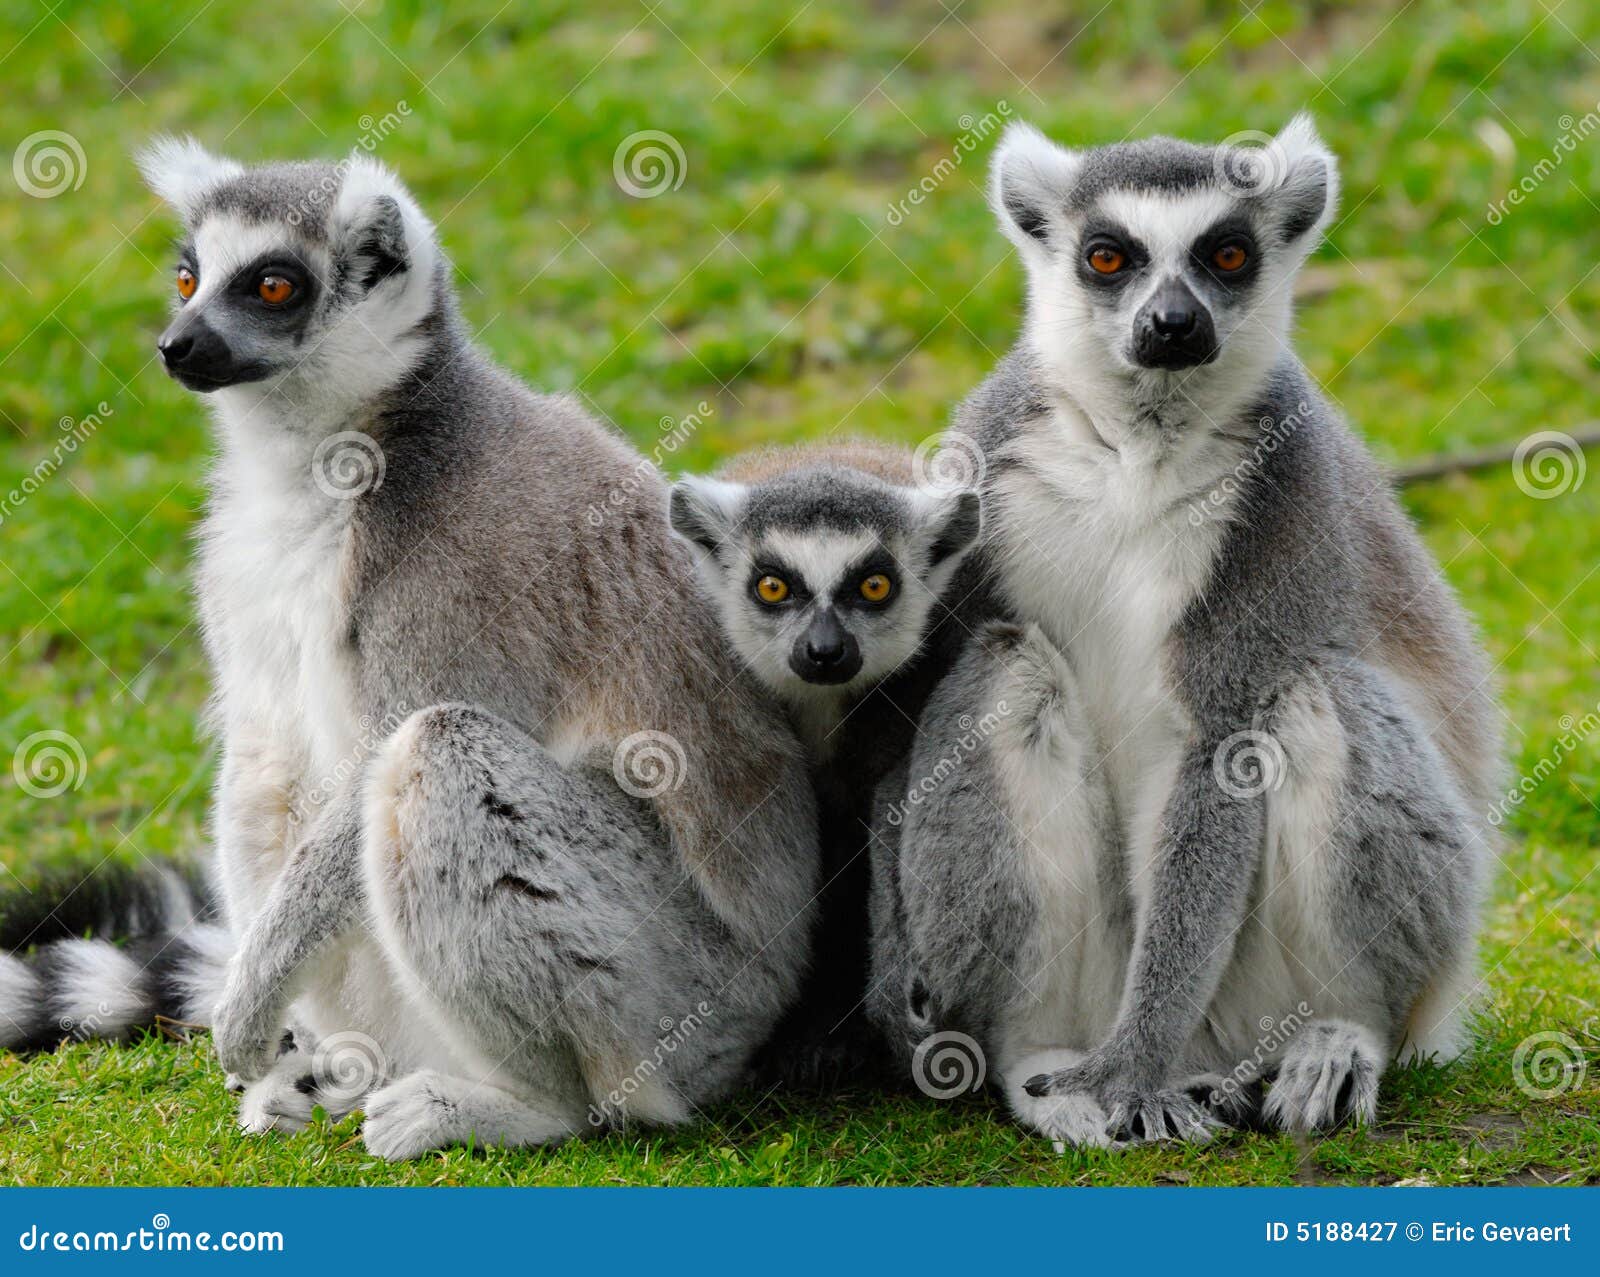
(12, 139, 824, 1160)
(669, 442, 983, 1088)
(883, 115, 1501, 1147)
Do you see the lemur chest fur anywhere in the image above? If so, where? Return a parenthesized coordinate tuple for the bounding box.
(991, 414, 1232, 884)
(200, 434, 364, 872)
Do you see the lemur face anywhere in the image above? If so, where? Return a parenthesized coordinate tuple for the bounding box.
(670, 469, 981, 700)
(138, 138, 439, 402)
(989, 116, 1338, 405)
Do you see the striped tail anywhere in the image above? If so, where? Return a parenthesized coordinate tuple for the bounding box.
(0, 859, 232, 1053)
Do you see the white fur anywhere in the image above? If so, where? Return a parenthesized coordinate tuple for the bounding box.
(50, 940, 148, 1038)
(172, 923, 234, 1024)
(0, 953, 42, 1048)
(136, 136, 242, 214)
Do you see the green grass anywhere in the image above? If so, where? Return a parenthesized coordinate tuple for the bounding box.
(2, 0, 1599, 1186)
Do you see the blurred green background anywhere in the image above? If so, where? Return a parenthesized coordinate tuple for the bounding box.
(1, 0, 1597, 1184)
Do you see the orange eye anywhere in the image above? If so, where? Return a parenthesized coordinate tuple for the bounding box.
(755, 575, 789, 604)
(257, 275, 294, 305)
(176, 267, 197, 300)
(1213, 244, 1248, 272)
(1088, 246, 1125, 274)
(859, 574, 892, 603)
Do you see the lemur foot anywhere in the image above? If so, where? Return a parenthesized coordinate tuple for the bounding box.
(1024, 1058, 1221, 1147)
(362, 1070, 580, 1162)
(1183, 1070, 1267, 1130)
(1006, 1051, 1122, 1149)
(1262, 1021, 1382, 1132)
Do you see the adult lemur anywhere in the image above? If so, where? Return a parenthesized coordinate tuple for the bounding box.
(669, 442, 983, 1087)
(4, 140, 821, 1159)
(877, 116, 1500, 1146)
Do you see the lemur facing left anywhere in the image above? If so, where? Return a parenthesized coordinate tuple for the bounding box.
(669, 443, 984, 1087)
(0, 140, 821, 1160)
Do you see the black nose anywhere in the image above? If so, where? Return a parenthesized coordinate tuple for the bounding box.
(158, 332, 195, 367)
(1132, 279, 1217, 370)
(1150, 306, 1197, 338)
(805, 635, 845, 666)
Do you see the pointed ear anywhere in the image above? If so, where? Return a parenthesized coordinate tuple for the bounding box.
(136, 136, 242, 215)
(1271, 113, 1339, 244)
(911, 487, 983, 569)
(988, 121, 1083, 254)
(668, 476, 748, 556)
(331, 155, 437, 292)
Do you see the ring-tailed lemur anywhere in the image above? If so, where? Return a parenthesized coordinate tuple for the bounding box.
(12, 138, 821, 1159)
(890, 115, 1500, 1146)
(669, 441, 983, 1088)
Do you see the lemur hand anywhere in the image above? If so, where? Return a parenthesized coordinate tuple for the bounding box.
(1023, 1050, 1220, 1147)
(211, 956, 284, 1083)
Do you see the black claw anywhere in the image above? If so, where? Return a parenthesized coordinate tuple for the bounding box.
(1023, 1073, 1052, 1097)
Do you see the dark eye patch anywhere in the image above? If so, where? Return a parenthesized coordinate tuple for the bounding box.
(1076, 217, 1147, 289)
(747, 561, 809, 605)
(226, 252, 316, 309)
(835, 552, 901, 610)
(1190, 216, 1260, 289)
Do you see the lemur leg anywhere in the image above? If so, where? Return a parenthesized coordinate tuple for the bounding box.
(877, 623, 1130, 1142)
(1030, 660, 1487, 1143)
(360, 703, 781, 1158)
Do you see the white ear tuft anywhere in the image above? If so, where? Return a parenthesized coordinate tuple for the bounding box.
(135, 135, 242, 214)
(907, 486, 983, 569)
(988, 121, 1083, 253)
(1272, 112, 1340, 243)
(668, 476, 748, 556)
(331, 154, 438, 288)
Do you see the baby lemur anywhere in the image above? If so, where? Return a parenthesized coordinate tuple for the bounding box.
(879, 115, 1500, 1147)
(670, 442, 982, 1087)
(126, 139, 819, 1159)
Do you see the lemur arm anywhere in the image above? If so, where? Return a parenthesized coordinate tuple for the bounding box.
(1025, 736, 1264, 1124)
(211, 785, 366, 1081)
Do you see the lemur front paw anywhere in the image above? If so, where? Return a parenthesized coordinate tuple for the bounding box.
(1024, 1058, 1220, 1147)
(212, 971, 284, 1082)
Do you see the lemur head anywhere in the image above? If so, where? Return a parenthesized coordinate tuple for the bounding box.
(989, 115, 1338, 424)
(669, 466, 981, 699)
(137, 137, 445, 416)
